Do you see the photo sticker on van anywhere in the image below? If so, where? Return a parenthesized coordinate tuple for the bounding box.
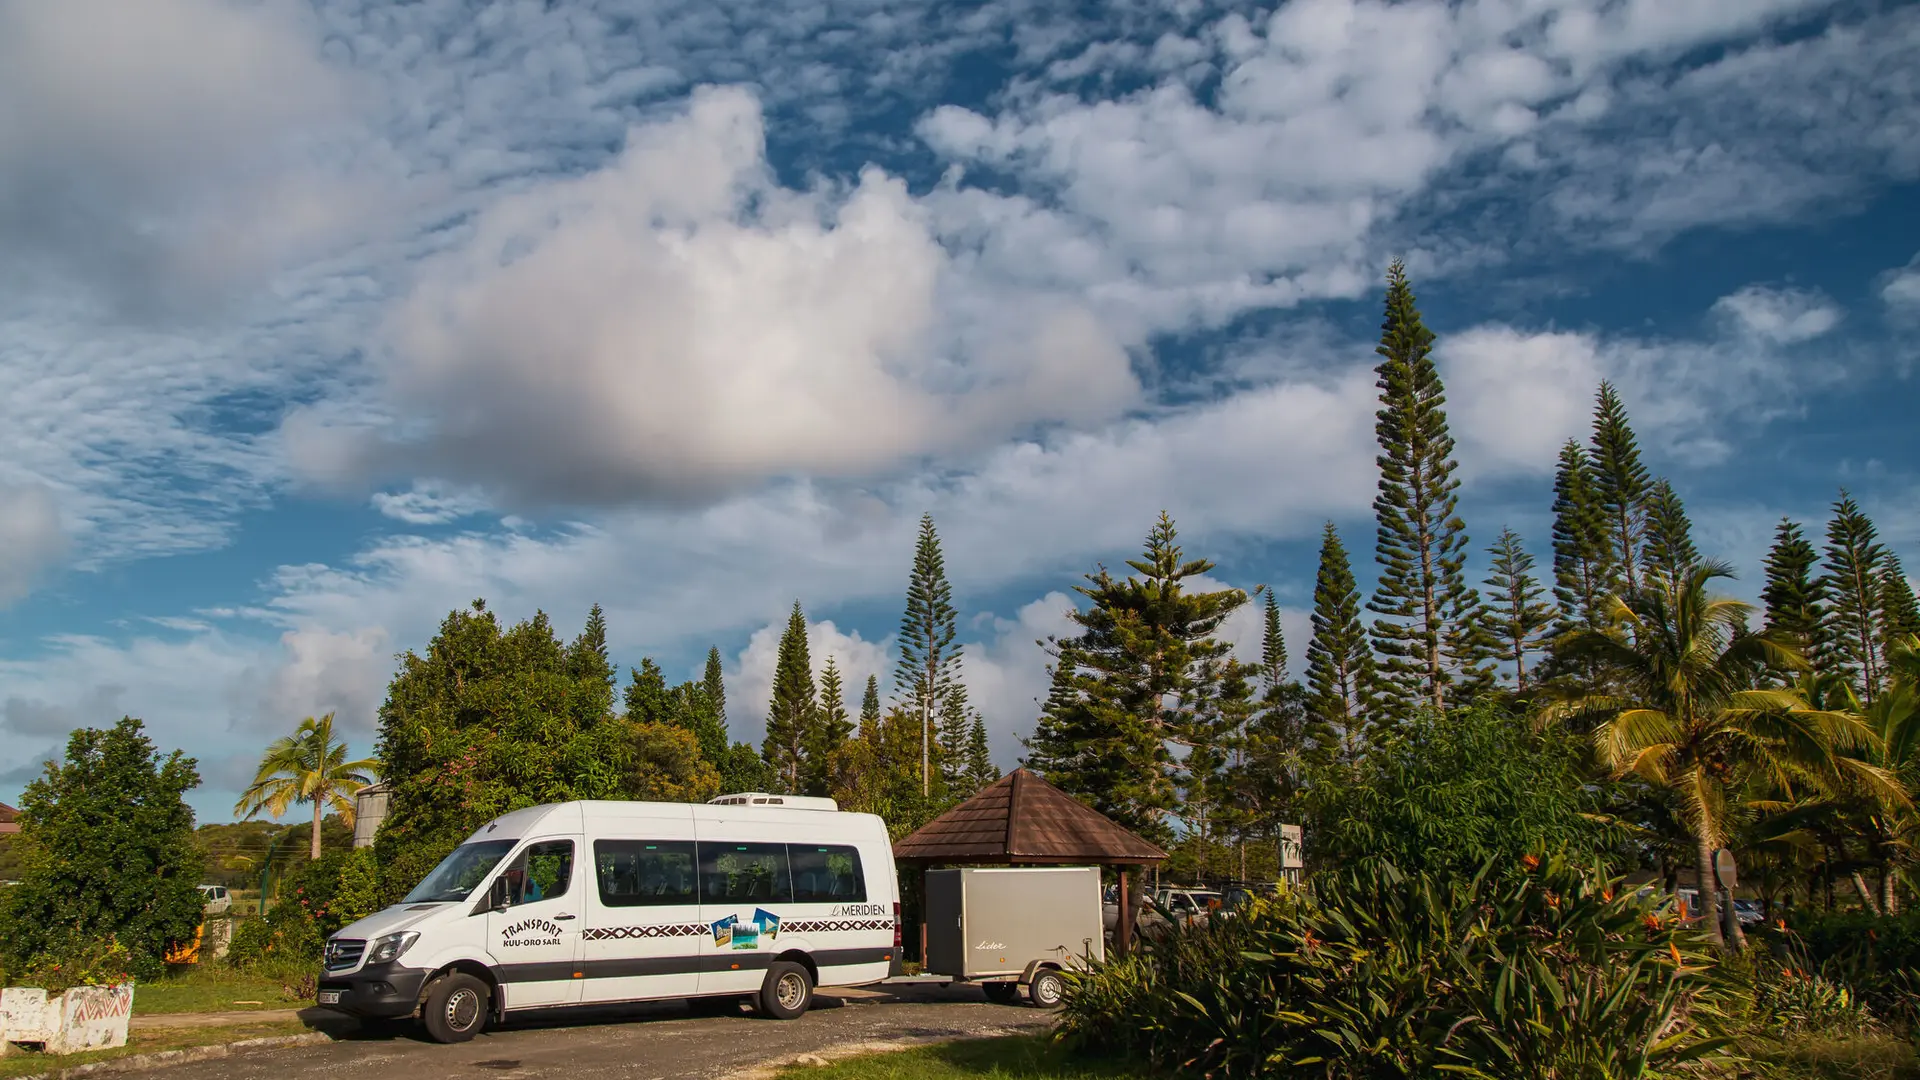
(711, 914, 736, 947)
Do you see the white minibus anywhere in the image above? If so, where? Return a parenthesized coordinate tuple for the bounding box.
(315, 794, 900, 1042)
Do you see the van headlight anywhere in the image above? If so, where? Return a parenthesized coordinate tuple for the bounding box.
(367, 931, 419, 965)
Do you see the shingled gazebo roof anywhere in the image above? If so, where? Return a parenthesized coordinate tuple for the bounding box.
(893, 768, 1167, 866)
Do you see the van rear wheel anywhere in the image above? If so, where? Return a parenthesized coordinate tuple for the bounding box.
(756, 962, 812, 1020)
(422, 973, 489, 1043)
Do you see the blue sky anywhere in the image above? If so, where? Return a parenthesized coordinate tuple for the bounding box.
(1, 0, 1917, 822)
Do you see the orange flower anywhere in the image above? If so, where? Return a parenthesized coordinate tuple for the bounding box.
(1642, 914, 1662, 932)
(1521, 854, 1540, 871)
(1602, 889, 1614, 902)
(1668, 941, 1683, 967)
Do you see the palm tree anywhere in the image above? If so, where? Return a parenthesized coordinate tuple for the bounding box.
(1542, 562, 1901, 947)
(235, 713, 378, 859)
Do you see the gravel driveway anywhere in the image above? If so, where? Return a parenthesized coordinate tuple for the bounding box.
(129, 985, 1052, 1080)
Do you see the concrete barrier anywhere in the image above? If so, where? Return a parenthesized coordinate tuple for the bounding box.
(1, 984, 134, 1056)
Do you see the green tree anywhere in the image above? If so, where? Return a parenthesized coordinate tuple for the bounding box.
(623, 658, 671, 724)
(1550, 440, 1612, 632)
(569, 603, 615, 721)
(703, 646, 728, 723)
(1304, 706, 1610, 880)
(762, 601, 818, 793)
(1366, 261, 1479, 715)
(1545, 563, 1899, 946)
(1306, 522, 1374, 755)
(235, 712, 378, 860)
(860, 674, 882, 730)
(1761, 518, 1828, 665)
(1480, 527, 1556, 693)
(1024, 513, 1248, 843)
(1881, 557, 1919, 649)
(937, 682, 973, 793)
(1823, 491, 1888, 703)
(1259, 589, 1288, 688)
(1641, 479, 1699, 585)
(373, 600, 653, 899)
(895, 513, 962, 797)
(2, 718, 205, 976)
(964, 712, 996, 790)
(803, 657, 854, 797)
(1589, 382, 1653, 594)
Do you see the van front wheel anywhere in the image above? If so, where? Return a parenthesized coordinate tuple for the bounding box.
(757, 962, 812, 1020)
(422, 973, 490, 1043)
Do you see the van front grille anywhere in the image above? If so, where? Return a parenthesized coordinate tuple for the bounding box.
(324, 938, 366, 972)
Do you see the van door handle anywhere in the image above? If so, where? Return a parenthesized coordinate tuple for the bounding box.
(555, 914, 576, 920)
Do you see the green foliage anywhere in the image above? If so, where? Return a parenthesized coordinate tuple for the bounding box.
(1763, 518, 1830, 667)
(1551, 439, 1612, 634)
(1641, 478, 1699, 586)
(372, 600, 689, 904)
(763, 600, 819, 793)
(1025, 513, 1250, 844)
(234, 712, 375, 860)
(11, 937, 137, 995)
(1303, 705, 1614, 879)
(804, 656, 855, 797)
(1056, 857, 1736, 1078)
(1882, 558, 1920, 652)
(1305, 521, 1374, 757)
(1367, 260, 1481, 717)
(895, 512, 963, 798)
(1481, 526, 1557, 694)
(1261, 589, 1288, 686)
(0, 718, 205, 979)
(1590, 381, 1653, 595)
(330, 848, 383, 930)
(1824, 491, 1890, 701)
(963, 711, 996, 790)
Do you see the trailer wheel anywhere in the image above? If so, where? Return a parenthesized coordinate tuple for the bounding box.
(983, 982, 1019, 1005)
(756, 961, 813, 1020)
(421, 972, 489, 1043)
(1027, 969, 1065, 1008)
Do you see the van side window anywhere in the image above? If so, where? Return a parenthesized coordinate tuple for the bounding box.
(788, 845, 865, 903)
(699, 842, 792, 904)
(594, 840, 697, 907)
(503, 839, 574, 905)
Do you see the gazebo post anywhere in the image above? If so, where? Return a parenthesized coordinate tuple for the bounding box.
(1116, 866, 1133, 957)
(917, 863, 929, 968)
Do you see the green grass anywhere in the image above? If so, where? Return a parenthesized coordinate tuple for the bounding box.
(132, 966, 315, 1015)
(775, 1036, 1154, 1080)
(1736, 1035, 1920, 1079)
(0, 1019, 312, 1079)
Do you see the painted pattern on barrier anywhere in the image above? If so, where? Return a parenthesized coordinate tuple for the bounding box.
(66, 985, 133, 1023)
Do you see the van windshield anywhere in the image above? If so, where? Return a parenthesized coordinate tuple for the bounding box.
(403, 839, 518, 903)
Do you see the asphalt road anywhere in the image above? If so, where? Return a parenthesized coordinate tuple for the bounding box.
(134, 985, 1052, 1080)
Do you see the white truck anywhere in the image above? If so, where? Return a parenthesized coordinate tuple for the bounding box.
(316, 795, 900, 1042)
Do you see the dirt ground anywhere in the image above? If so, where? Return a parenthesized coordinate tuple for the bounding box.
(124, 984, 1052, 1079)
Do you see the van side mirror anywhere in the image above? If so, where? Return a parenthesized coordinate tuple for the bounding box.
(489, 876, 511, 912)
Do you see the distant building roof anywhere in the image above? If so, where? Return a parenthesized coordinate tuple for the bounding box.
(0, 802, 19, 835)
(893, 768, 1167, 866)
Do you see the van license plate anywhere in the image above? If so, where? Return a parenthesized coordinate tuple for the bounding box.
(318, 991, 342, 1005)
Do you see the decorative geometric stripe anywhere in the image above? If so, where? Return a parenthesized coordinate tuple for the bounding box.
(781, 919, 893, 934)
(582, 923, 706, 941)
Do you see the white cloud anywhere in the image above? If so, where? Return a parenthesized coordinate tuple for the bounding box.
(726, 615, 893, 749)
(1712, 285, 1842, 345)
(288, 86, 1140, 507)
(0, 482, 66, 605)
(1882, 253, 1920, 314)
(371, 482, 494, 526)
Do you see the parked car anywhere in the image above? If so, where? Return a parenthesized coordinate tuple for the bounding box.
(1732, 899, 1764, 926)
(198, 884, 231, 914)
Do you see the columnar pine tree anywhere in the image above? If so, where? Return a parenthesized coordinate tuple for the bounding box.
(964, 714, 996, 790)
(802, 657, 853, 797)
(1641, 479, 1699, 585)
(1260, 589, 1288, 689)
(570, 604, 616, 722)
(703, 647, 728, 726)
(763, 601, 818, 792)
(1822, 492, 1888, 702)
(1760, 519, 1828, 664)
(1550, 440, 1613, 631)
(1590, 382, 1652, 594)
(1306, 522, 1374, 755)
(1481, 527, 1556, 692)
(1366, 261, 1479, 715)
(1880, 557, 1920, 649)
(895, 514, 961, 797)
(1021, 514, 1247, 843)
(937, 682, 974, 791)
(859, 674, 882, 733)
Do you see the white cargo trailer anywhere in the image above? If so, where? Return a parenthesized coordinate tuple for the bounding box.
(922, 866, 1103, 1007)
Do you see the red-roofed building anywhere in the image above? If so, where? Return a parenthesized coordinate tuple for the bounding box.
(0, 802, 18, 835)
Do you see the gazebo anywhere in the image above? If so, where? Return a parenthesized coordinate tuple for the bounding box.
(893, 768, 1168, 956)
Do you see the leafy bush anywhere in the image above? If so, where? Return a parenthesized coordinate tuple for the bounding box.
(1765, 911, 1920, 1035)
(1753, 966, 1876, 1037)
(1057, 856, 1736, 1078)
(9, 937, 136, 995)
(1302, 706, 1620, 880)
